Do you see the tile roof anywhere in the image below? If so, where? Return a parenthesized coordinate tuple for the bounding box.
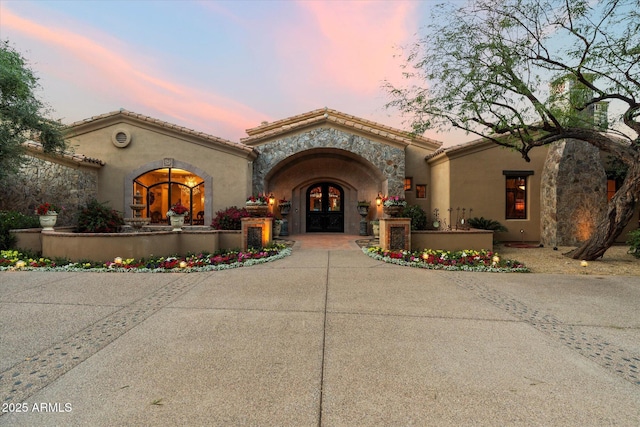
(425, 137, 491, 160)
(242, 107, 442, 149)
(66, 109, 256, 156)
(23, 140, 105, 166)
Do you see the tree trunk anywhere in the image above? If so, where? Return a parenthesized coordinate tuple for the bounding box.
(568, 162, 640, 260)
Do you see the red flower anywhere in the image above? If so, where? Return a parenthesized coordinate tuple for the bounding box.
(170, 203, 189, 215)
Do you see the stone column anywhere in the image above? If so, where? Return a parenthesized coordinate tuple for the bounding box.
(379, 218, 411, 251)
(540, 139, 607, 247)
(241, 217, 273, 251)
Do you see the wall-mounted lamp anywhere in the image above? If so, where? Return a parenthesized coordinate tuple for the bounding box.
(376, 193, 382, 206)
(269, 193, 275, 205)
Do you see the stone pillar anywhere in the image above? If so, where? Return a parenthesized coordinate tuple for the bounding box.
(241, 217, 273, 251)
(379, 218, 411, 251)
(540, 139, 607, 247)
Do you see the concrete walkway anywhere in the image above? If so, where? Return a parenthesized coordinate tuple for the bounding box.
(1, 234, 639, 426)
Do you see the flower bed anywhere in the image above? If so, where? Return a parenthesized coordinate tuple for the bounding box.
(364, 247, 529, 273)
(0, 246, 291, 273)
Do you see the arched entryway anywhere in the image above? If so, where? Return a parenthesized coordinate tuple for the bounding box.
(264, 148, 387, 235)
(306, 182, 344, 232)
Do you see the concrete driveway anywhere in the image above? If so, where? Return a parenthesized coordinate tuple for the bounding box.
(1, 235, 639, 426)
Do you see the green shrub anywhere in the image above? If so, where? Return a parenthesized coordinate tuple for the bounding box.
(467, 216, 509, 232)
(0, 211, 40, 250)
(211, 206, 250, 230)
(627, 229, 640, 258)
(76, 199, 124, 233)
(402, 205, 427, 230)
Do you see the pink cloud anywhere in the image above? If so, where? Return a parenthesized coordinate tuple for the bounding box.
(288, 1, 420, 94)
(0, 5, 266, 138)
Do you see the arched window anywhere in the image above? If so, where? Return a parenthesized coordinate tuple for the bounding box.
(134, 168, 205, 225)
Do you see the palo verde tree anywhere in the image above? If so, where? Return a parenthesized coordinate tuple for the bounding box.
(0, 40, 66, 183)
(386, 0, 640, 260)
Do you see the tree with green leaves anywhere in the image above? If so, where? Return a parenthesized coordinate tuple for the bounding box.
(386, 0, 639, 260)
(0, 40, 66, 183)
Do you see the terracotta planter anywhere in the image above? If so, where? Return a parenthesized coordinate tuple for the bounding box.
(170, 215, 185, 231)
(39, 212, 58, 231)
(246, 204, 269, 217)
(383, 205, 404, 218)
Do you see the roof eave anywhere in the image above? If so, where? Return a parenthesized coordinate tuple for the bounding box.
(66, 110, 257, 159)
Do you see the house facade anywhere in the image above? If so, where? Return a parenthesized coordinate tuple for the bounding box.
(6, 107, 635, 244)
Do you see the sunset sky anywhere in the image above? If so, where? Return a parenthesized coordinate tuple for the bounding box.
(0, 0, 469, 146)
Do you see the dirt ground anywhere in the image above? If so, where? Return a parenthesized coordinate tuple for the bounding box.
(496, 243, 640, 275)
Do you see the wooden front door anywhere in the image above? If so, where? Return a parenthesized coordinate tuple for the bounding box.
(306, 182, 344, 232)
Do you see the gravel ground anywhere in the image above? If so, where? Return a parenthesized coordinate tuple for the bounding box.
(497, 243, 640, 275)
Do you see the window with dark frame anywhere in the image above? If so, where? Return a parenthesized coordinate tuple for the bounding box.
(503, 171, 533, 220)
(416, 184, 427, 199)
(404, 177, 413, 191)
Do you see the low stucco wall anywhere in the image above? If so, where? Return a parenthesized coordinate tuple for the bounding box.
(218, 230, 243, 250)
(411, 229, 494, 252)
(10, 228, 44, 253)
(31, 229, 242, 263)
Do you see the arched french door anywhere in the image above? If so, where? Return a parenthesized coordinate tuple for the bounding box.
(133, 168, 205, 225)
(306, 182, 344, 232)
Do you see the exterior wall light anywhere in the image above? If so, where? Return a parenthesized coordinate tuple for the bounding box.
(376, 193, 382, 206)
(269, 193, 275, 205)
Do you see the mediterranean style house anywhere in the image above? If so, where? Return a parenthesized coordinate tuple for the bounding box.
(4, 107, 636, 245)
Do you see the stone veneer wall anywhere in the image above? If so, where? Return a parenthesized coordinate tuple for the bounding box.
(0, 155, 99, 226)
(252, 127, 405, 195)
(540, 139, 607, 246)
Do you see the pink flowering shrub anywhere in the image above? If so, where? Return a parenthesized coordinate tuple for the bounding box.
(211, 206, 250, 230)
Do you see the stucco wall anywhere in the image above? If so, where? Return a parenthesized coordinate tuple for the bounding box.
(404, 144, 433, 214)
(438, 144, 548, 242)
(428, 156, 451, 222)
(67, 121, 253, 224)
(412, 229, 494, 252)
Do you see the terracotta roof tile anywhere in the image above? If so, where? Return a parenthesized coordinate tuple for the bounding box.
(23, 140, 105, 166)
(425, 137, 494, 160)
(67, 109, 255, 156)
(242, 107, 442, 149)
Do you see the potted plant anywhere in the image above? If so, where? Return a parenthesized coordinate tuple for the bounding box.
(278, 199, 291, 216)
(273, 219, 283, 237)
(357, 200, 370, 216)
(382, 196, 407, 217)
(35, 202, 62, 230)
(370, 219, 380, 238)
(167, 202, 189, 231)
(246, 193, 269, 217)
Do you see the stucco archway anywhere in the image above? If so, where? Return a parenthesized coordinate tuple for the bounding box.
(265, 148, 386, 234)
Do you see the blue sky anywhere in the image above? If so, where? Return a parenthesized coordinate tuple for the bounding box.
(1, 0, 469, 146)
